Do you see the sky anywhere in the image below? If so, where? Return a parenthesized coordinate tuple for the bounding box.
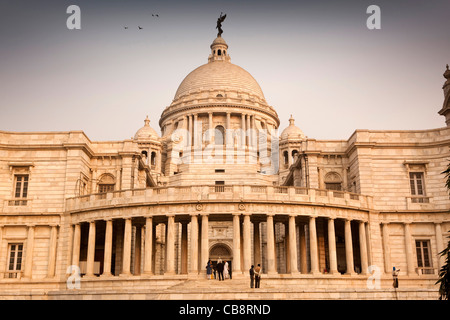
(0, 0, 449, 141)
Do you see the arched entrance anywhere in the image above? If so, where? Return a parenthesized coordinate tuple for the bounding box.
(209, 242, 233, 278)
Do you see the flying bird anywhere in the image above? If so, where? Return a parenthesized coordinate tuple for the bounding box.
(124, 26, 128, 29)
(138, 26, 143, 29)
(152, 14, 159, 17)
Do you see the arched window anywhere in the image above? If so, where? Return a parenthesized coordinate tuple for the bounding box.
(324, 172, 342, 191)
(283, 151, 289, 165)
(291, 150, 299, 163)
(98, 174, 115, 193)
(215, 125, 225, 145)
(150, 151, 156, 166)
(218, 49, 222, 56)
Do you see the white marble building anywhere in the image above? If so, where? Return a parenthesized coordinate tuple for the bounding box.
(0, 35, 449, 300)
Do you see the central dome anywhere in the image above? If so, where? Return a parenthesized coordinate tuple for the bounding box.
(160, 36, 279, 129)
(174, 61, 266, 101)
(173, 36, 266, 103)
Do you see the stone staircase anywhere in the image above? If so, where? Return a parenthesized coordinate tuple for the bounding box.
(167, 277, 270, 293)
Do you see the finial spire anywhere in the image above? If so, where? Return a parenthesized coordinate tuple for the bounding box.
(144, 115, 150, 126)
(289, 114, 295, 125)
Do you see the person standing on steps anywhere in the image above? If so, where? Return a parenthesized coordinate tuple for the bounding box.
(206, 260, 212, 280)
(254, 264, 261, 288)
(217, 259, 224, 281)
(224, 261, 229, 279)
(249, 265, 255, 288)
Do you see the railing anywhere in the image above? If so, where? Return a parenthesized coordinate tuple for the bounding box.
(410, 196, 430, 204)
(2, 271, 22, 279)
(416, 267, 435, 275)
(66, 185, 373, 212)
(7, 199, 28, 206)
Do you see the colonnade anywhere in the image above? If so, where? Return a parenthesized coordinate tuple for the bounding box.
(181, 112, 261, 147)
(69, 213, 372, 278)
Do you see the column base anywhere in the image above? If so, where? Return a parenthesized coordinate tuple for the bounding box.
(99, 273, 113, 278)
(328, 270, 341, 275)
(266, 271, 278, 277)
(119, 272, 131, 278)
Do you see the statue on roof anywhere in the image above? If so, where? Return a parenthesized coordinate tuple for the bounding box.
(216, 12, 227, 37)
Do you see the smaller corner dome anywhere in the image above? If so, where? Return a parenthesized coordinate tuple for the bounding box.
(281, 115, 305, 140)
(134, 116, 160, 141)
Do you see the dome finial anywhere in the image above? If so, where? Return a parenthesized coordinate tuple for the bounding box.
(289, 114, 295, 125)
(144, 115, 150, 126)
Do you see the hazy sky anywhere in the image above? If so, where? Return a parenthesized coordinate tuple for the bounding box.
(0, 0, 449, 141)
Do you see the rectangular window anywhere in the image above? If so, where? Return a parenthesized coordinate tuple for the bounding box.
(409, 172, 425, 196)
(415, 240, 431, 268)
(14, 175, 29, 198)
(409, 172, 428, 203)
(7, 243, 23, 278)
(99, 184, 114, 193)
(325, 182, 342, 191)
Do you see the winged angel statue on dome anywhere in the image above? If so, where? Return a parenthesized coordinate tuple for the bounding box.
(216, 12, 226, 37)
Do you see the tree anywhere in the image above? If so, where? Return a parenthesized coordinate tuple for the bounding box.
(436, 235, 450, 300)
(436, 163, 450, 300)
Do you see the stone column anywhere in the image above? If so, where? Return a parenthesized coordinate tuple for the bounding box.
(72, 224, 81, 269)
(121, 218, 132, 276)
(190, 214, 199, 274)
(86, 221, 96, 277)
(24, 225, 35, 279)
(435, 222, 445, 270)
(309, 217, 320, 275)
(359, 221, 368, 275)
(188, 114, 193, 147)
(241, 114, 246, 146)
(288, 215, 299, 274)
(266, 214, 277, 275)
(381, 223, 391, 274)
(243, 214, 252, 272)
(102, 219, 113, 276)
(299, 224, 308, 274)
(232, 214, 241, 273)
(327, 218, 339, 274)
(208, 112, 214, 144)
(226, 112, 231, 146)
(201, 214, 209, 273)
(181, 222, 188, 274)
(165, 215, 176, 275)
(47, 225, 58, 278)
(193, 114, 199, 148)
(404, 223, 415, 275)
(344, 219, 355, 275)
(134, 226, 142, 275)
(246, 114, 251, 147)
(143, 217, 153, 275)
(253, 221, 261, 266)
